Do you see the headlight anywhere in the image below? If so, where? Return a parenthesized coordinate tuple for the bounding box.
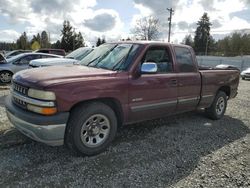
(28, 89, 56, 100)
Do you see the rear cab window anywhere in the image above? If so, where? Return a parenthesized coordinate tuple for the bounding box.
(174, 46, 196, 72)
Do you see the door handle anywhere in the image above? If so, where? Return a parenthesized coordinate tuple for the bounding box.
(170, 79, 177, 87)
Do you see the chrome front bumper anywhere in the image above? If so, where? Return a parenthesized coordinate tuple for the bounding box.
(5, 96, 69, 146)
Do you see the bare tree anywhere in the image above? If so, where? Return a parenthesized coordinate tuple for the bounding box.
(131, 16, 160, 40)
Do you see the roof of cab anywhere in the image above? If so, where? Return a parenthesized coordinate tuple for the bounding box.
(107, 41, 191, 49)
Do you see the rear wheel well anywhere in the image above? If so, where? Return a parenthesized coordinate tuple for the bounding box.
(0, 70, 13, 74)
(70, 98, 124, 127)
(218, 86, 230, 98)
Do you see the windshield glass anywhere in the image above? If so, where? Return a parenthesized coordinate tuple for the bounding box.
(80, 43, 134, 71)
(66, 47, 92, 61)
(5, 51, 13, 57)
(6, 53, 24, 63)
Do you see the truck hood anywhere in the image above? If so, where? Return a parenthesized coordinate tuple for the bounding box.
(13, 65, 117, 88)
(29, 58, 77, 67)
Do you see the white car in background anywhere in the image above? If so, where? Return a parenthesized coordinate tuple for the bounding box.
(241, 68, 250, 80)
(0, 53, 61, 84)
(29, 47, 93, 68)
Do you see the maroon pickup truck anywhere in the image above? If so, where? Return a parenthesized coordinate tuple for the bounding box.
(5, 42, 240, 156)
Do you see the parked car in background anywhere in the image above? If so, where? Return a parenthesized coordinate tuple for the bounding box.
(4, 50, 32, 59)
(35, 48, 66, 56)
(0, 53, 61, 84)
(0, 53, 6, 64)
(215, 64, 239, 70)
(29, 47, 93, 68)
(241, 68, 250, 80)
(5, 42, 240, 156)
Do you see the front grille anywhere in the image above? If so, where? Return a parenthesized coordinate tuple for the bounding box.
(13, 82, 28, 96)
(13, 96, 27, 109)
(12, 82, 29, 109)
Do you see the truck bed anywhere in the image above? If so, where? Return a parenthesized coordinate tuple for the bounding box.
(198, 69, 240, 108)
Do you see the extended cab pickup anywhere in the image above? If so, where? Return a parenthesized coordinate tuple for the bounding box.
(5, 42, 240, 156)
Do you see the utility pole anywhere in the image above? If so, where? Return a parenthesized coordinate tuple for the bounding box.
(167, 8, 174, 43)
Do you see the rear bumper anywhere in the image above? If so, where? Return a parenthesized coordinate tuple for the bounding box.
(5, 96, 69, 146)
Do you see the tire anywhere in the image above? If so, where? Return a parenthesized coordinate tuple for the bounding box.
(65, 102, 117, 156)
(242, 77, 245, 80)
(0, 71, 13, 84)
(205, 91, 227, 120)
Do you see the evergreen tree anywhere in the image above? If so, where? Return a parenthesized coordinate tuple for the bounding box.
(61, 21, 74, 52)
(74, 32, 85, 49)
(36, 33, 41, 45)
(41, 31, 50, 48)
(194, 13, 212, 55)
(182, 35, 194, 47)
(96, 37, 102, 47)
(16, 32, 29, 50)
(72, 32, 85, 50)
(101, 38, 106, 44)
(51, 40, 61, 49)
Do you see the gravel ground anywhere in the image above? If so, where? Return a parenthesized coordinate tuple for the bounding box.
(0, 81, 249, 187)
(0, 85, 11, 132)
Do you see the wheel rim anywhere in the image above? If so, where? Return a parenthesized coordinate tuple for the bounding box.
(216, 97, 225, 115)
(0, 72, 11, 83)
(80, 114, 110, 148)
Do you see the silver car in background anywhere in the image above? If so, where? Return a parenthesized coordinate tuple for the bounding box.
(29, 47, 93, 68)
(0, 53, 61, 84)
(241, 68, 250, 80)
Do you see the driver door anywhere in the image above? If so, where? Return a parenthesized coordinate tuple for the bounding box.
(128, 45, 178, 122)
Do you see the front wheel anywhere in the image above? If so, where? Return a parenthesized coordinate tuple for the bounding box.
(205, 91, 227, 120)
(65, 102, 117, 156)
(0, 71, 13, 84)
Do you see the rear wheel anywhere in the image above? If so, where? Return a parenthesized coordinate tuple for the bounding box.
(0, 71, 13, 84)
(205, 91, 227, 120)
(65, 102, 117, 156)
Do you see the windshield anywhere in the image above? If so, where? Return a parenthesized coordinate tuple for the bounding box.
(5, 51, 14, 57)
(80, 43, 135, 71)
(6, 53, 24, 63)
(66, 47, 92, 61)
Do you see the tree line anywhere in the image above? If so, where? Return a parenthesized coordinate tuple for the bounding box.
(1, 14, 250, 56)
(0, 21, 88, 52)
(182, 13, 250, 56)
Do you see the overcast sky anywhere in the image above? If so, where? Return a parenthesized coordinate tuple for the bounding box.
(0, 0, 250, 45)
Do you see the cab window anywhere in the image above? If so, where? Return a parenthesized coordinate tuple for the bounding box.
(141, 46, 173, 73)
(174, 47, 195, 72)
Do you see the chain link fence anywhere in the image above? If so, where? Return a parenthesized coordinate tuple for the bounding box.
(197, 56, 250, 71)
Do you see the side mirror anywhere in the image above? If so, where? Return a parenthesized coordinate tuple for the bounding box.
(141, 62, 157, 74)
